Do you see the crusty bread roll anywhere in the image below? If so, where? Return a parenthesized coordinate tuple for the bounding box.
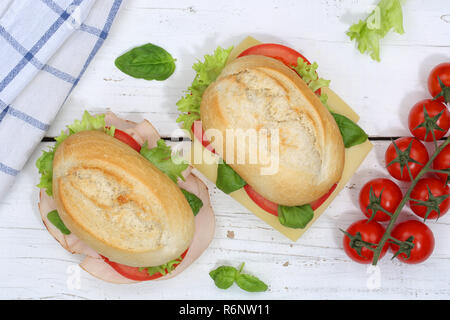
(52, 130, 195, 267)
(200, 55, 345, 206)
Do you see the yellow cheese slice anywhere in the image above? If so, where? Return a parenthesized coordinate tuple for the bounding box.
(190, 36, 373, 241)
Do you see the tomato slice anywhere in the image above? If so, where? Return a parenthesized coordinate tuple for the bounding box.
(310, 183, 338, 211)
(244, 184, 278, 216)
(101, 249, 188, 281)
(191, 120, 216, 154)
(113, 128, 141, 152)
(244, 183, 338, 216)
(238, 43, 312, 68)
(238, 43, 321, 95)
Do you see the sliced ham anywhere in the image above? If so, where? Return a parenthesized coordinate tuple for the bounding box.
(38, 113, 216, 284)
(159, 172, 215, 280)
(80, 256, 138, 284)
(39, 189, 100, 258)
(105, 112, 161, 149)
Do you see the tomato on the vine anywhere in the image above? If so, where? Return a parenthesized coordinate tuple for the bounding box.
(390, 220, 435, 264)
(359, 178, 403, 221)
(342, 219, 388, 264)
(409, 178, 450, 220)
(408, 99, 450, 141)
(428, 62, 450, 104)
(385, 137, 429, 181)
(433, 144, 450, 184)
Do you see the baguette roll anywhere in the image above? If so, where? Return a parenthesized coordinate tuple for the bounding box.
(200, 55, 345, 206)
(52, 130, 195, 267)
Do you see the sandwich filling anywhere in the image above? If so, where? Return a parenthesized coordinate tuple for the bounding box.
(37, 112, 213, 282)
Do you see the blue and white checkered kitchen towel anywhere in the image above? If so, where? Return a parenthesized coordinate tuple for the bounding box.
(0, 0, 122, 199)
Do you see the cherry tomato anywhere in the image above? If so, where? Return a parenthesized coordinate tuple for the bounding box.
(390, 220, 435, 264)
(359, 178, 403, 221)
(343, 219, 388, 264)
(409, 178, 449, 220)
(408, 99, 450, 141)
(101, 249, 188, 281)
(113, 128, 141, 152)
(238, 43, 321, 95)
(433, 143, 450, 184)
(428, 62, 450, 104)
(191, 120, 216, 154)
(385, 137, 429, 181)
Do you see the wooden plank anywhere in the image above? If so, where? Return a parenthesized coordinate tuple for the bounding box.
(1, 140, 449, 299)
(46, 0, 450, 137)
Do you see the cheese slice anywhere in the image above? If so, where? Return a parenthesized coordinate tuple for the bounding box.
(189, 36, 373, 241)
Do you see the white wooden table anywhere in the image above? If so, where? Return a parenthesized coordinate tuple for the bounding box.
(1, 0, 450, 300)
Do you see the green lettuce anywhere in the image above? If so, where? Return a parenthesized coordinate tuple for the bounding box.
(176, 46, 233, 131)
(139, 255, 183, 277)
(139, 139, 188, 183)
(347, 0, 404, 61)
(36, 111, 114, 196)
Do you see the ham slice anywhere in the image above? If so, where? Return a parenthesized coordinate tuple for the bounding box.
(38, 113, 215, 284)
(80, 256, 138, 284)
(158, 172, 215, 280)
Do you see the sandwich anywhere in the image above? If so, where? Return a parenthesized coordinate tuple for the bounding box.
(36, 111, 215, 283)
(176, 36, 372, 240)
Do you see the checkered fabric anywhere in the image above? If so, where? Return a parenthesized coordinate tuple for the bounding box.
(0, 0, 122, 199)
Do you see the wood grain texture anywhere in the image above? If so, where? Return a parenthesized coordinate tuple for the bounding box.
(1, 0, 450, 300)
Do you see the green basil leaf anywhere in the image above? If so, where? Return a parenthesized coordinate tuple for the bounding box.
(331, 112, 368, 148)
(209, 266, 237, 290)
(115, 43, 176, 81)
(181, 189, 203, 216)
(278, 204, 314, 229)
(235, 273, 268, 292)
(216, 162, 247, 194)
(47, 210, 71, 235)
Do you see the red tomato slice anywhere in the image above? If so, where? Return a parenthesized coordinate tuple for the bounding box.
(244, 183, 337, 216)
(113, 128, 141, 152)
(238, 43, 321, 95)
(101, 249, 188, 282)
(310, 183, 338, 211)
(191, 120, 216, 154)
(244, 184, 278, 216)
(238, 43, 312, 68)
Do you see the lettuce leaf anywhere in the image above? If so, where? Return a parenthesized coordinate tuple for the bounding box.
(347, 0, 404, 62)
(36, 111, 114, 196)
(139, 255, 183, 276)
(139, 139, 188, 183)
(176, 46, 233, 131)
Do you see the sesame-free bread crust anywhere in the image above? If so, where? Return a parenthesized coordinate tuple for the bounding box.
(200, 55, 345, 206)
(52, 130, 195, 267)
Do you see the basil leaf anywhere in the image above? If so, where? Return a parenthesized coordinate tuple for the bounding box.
(181, 189, 203, 216)
(115, 43, 176, 81)
(278, 204, 314, 229)
(47, 210, 71, 235)
(216, 162, 247, 194)
(235, 273, 268, 293)
(209, 266, 237, 290)
(331, 112, 368, 148)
